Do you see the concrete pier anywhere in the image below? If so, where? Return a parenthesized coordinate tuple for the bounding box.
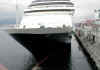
(74, 32, 100, 70)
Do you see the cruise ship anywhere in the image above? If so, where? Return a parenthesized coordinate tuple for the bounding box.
(6, 0, 74, 69)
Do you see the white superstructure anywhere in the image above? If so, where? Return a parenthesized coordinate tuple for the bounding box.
(19, 0, 74, 29)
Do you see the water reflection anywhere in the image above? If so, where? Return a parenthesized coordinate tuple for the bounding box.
(71, 36, 93, 70)
(0, 31, 36, 70)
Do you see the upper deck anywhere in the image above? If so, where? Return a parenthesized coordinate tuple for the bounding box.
(19, 0, 75, 29)
(24, 0, 74, 13)
(30, 0, 74, 6)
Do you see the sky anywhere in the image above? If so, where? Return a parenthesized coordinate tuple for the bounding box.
(73, 0, 100, 23)
(0, 0, 16, 24)
(0, 0, 100, 24)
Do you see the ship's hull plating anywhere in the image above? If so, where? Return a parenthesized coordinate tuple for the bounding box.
(10, 33, 71, 70)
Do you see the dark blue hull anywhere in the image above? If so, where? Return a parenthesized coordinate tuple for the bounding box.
(10, 33, 71, 70)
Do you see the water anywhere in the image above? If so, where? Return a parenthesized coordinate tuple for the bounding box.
(71, 36, 93, 70)
(0, 30, 36, 70)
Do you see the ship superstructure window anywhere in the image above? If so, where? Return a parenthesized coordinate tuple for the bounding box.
(29, 4, 73, 9)
(27, 5, 73, 12)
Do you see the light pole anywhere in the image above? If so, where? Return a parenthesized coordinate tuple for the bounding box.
(16, 0, 19, 28)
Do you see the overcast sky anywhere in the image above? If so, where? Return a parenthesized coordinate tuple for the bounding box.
(73, 0, 100, 23)
(0, 0, 100, 23)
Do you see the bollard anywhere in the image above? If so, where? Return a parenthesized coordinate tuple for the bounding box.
(92, 35, 95, 43)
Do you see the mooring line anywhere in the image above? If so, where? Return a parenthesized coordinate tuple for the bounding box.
(36, 56, 48, 66)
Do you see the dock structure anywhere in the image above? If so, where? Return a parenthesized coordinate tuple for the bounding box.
(74, 10, 100, 69)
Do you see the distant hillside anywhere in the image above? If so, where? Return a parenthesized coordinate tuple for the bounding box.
(0, 23, 16, 29)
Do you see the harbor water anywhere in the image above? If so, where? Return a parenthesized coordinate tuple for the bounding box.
(0, 31, 36, 70)
(71, 36, 93, 70)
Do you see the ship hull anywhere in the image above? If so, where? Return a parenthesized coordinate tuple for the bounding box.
(10, 33, 71, 70)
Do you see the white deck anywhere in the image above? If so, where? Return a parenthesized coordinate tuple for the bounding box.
(6, 27, 72, 34)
